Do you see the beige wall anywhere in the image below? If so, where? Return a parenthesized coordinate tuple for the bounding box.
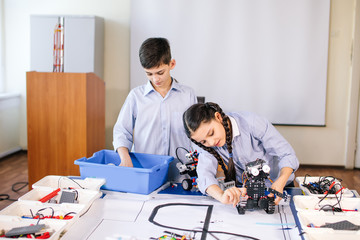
(3, 0, 358, 167)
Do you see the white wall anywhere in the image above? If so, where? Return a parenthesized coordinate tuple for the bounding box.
(0, 0, 5, 93)
(3, 0, 131, 149)
(0, 93, 21, 157)
(2, 0, 359, 167)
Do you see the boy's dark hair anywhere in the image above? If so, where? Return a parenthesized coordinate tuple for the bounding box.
(183, 102, 236, 183)
(139, 38, 172, 69)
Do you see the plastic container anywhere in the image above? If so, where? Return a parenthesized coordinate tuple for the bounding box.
(293, 195, 360, 213)
(0, 216, 67, 239)
(74, 149, 174, 194)
(18, 188, 101, 205)
(32, 175, 105, 191)
(296, 211, 360, 240)
(18, 187, 101, 216)
(0, 201, 83, 222)
(295, 176, 354, 198)
(293, 195, 360, 240)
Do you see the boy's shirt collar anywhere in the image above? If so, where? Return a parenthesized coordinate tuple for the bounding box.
(170, 78, 181, 91)
(143, 77, 180, 96)
(144, 81, 154, 95)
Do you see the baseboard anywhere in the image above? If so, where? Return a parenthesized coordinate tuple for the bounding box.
(0, 147, 22, 159)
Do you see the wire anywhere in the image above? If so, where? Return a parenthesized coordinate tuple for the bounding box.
(11, 182, 28, 192)
(0, 181, 29, 202)
(0, 194, 17, 202)
(317, 182, 344, 213)
(58, 176, 84, 189)
(302, 175, 342, 195)
(63, 211, 77, 218)
(36, 207, 55, 219)
(175, 147, 190, 165)
(72, 189, 79, 201)
(302, 174, 311, 185)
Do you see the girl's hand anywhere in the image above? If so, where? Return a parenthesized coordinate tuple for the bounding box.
(268, 167, 293, 205)
(268, 181, 284, 205)
(220, 187, 247, 207)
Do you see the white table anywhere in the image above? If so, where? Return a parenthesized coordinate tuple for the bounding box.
(62, 189, 301, 240)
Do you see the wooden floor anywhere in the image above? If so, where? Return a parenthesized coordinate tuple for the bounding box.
(0, 151, 29, 210)
(0, 151, 360, 211)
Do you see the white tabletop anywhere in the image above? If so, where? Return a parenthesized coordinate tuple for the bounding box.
(62, 189, 301, 240)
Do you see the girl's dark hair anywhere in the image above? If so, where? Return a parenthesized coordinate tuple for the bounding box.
(139, 38, 172, 69)
(183, 102, 236, 182)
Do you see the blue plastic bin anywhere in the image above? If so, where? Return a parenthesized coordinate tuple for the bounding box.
(74, 150, 174, 194)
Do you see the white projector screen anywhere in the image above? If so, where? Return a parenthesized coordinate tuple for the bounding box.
(130, 0, 330, 126)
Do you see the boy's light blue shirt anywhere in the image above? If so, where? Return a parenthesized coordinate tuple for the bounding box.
(196, 111, 299, 194)
(113, 79, 197, 159)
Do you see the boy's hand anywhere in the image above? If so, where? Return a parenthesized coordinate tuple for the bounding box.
(119, 156, 133, 167)
(117, 147, 134, 167)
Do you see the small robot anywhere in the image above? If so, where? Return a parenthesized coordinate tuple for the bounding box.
(236, 159, 276, 215)
(176, 150, 199, 191)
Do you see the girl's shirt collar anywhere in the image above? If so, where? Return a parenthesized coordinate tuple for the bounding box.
(229, 115, 240, 140)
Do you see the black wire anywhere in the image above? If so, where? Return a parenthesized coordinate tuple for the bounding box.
(319, 204, 342, 212)
(335, 184, 343, 209)
(318, 182, 344, 213)
(36, 207, 55, 219)
(0, 194, 17, 202)
(63, 211, 77, 218)
(318, 191, 330, 205)
(11, 182, 28, 192)
(175, 146, 190, 164)
(320, 175, 342, 183)
(58, 177, 84, 189)
(302, 174, 311, 185)
(302, 175, 342, 195)
(72, 189, 79, 201)
(0, 181, 29, 202)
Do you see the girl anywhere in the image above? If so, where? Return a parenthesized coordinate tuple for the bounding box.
(183, 102, 299, 207)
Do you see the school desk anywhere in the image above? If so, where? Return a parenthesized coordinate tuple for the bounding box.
(61, 186, 302, 240)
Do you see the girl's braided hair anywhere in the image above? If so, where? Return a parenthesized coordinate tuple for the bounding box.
(183, 102, 236, 182)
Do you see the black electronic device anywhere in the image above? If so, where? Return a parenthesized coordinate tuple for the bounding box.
(236, 159, 276, 215)
(176, 148, 199, 191)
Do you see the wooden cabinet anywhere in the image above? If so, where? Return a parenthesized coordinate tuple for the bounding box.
(26, 72, 105, 186)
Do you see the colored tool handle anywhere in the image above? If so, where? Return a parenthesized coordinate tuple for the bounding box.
(39, 188, 61, 203)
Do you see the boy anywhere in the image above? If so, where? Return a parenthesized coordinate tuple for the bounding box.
(113, 38, 197, 178)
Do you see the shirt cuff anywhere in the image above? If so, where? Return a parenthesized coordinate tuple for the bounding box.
(113, 139, 133, 152)
(199, 177, 220, 195)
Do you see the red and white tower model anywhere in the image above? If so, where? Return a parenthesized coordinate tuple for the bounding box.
(53, 17, 64, 72)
